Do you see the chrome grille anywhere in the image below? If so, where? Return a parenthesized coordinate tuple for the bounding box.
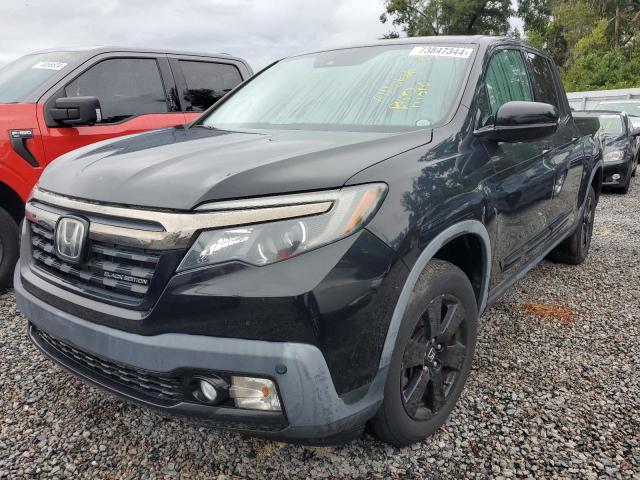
(29, 221, 160, 306)
(37, 328, 184, 402)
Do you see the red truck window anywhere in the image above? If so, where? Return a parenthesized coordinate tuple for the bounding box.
(179, 61, 242, 112)
(64, 58, 168, 123)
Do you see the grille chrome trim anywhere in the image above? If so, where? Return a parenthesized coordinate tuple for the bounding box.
(29, 222, 160, 306)
(27, 187, 334, 250)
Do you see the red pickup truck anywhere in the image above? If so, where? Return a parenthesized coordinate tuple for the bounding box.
(0, 47, 252, 286)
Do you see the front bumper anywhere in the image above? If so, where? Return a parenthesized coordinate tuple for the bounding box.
(602, 159, 631, 186)
(21, 217, 407, 395)
(15, 269, 386, 443)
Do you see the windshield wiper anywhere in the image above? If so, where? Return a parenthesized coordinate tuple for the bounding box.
(189, 124, 216, 130)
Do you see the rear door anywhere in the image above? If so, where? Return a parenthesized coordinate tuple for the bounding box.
(479, 48, 557, 288)
(524, 50, 584, 230)
(169, 56, 245, 122)
(37, 54, 187, 164)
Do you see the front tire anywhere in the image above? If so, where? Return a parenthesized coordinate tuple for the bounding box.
(547, 186, 596, 265)
(370, 259, 478, 447)
(0, 207, 20, 288)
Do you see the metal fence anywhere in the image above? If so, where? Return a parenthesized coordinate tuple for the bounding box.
(567, 88, 640, 110)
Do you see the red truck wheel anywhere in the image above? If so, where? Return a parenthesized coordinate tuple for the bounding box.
(0, 207, 19, 288)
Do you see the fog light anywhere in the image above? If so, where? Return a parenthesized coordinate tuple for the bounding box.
(230, 376, 281, 411)
(199, 379, 219, 402)
(612, 174, 621, 181)
(191, 376, 226, 404)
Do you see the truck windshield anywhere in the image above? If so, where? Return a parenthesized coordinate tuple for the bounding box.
(0, 51, 81, 103)
(201, 44, 475, 132)
(598, 114, 624, 135)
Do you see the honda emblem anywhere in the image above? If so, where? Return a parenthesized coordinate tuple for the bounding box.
(54, 216, 89, 264)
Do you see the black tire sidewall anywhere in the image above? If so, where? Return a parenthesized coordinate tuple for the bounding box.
(0, 208, 20, 288)
(577, 186, 597, 262)
(378, 260, 478, 445)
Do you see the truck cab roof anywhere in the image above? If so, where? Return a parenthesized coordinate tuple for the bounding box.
(292, 35, 549, 65)
(1, 47, 252, 104)
(30, 46, 240, 61)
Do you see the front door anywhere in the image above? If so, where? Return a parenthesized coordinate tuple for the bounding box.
(36, 56, 187, 165)
(479, 48, 557, 288)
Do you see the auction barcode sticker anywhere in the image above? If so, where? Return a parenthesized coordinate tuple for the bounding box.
(409, 46, 473, 58)
(32, 61, 68, 70)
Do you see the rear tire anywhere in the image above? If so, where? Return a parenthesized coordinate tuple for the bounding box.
(0, 207, 20, 288)
(370, 259, 478, 447)
(547, 186, 596, 265)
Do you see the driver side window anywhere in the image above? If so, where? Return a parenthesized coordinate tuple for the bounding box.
(479, 49, 533, 127)
(64, 58, 168, 124)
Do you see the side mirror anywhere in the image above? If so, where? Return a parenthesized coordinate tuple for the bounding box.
(630, 127, 640, 137)
(48, 96, 101, 126)
(474, 101, 559, 142)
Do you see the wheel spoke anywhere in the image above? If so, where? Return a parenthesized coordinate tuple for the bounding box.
(584, 199, 592, 225)
(426, 295, 443, 338)
(430, 371, 446, 412)
(403, 368, 431, 417)
(438, 301, 465, 341)
(441, 342, 466, 371)
(582, 197, 594, 249)
(403, 339, 427, 368)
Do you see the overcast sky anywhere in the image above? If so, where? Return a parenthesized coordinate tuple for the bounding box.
(0, 0, 391, 69)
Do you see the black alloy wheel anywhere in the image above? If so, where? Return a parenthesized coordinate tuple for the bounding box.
(547, 186, 596, 265)
(370, 259, 478, 446)
(580, 189, 595, 255)
(400, 294, 468, 420)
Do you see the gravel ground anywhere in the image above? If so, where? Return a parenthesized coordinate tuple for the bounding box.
(1, 183, 639, 479)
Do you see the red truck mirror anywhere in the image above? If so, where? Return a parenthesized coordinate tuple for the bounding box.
(49, 96, 101, 127)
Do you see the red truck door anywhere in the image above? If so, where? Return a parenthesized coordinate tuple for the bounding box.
(36, 55, 187, 164)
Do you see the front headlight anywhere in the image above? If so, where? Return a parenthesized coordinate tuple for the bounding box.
(604, 150, 624, 163)
(177, 183, 387, 271)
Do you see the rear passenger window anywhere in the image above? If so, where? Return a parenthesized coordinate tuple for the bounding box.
(525, 52, 560, 108)
(65, 58, 168, 123)
(179, 61, 242, 112)
(480, 49, 532, 125)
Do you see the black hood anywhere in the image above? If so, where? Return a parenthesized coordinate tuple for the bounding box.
(39, 126, 431, 210)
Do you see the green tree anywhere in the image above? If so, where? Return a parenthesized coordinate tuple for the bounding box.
(562, 18, 640, 90)
(380, 0, 513, 37)
(519, 0, 640, 90)
(517, 0, 552, 34)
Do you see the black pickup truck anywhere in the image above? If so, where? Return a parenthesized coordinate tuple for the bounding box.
(15, 36, 602, 446)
